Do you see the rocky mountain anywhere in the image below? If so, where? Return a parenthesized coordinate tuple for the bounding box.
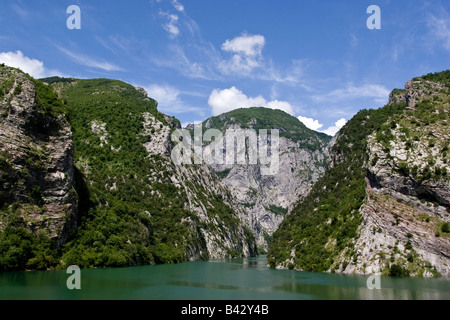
(0, 66, 78, 270)
(268, 70, 450, 277)
(3, 64, 449, 277)
(191, 107, 330, 251)
(0, 67, 257, 271)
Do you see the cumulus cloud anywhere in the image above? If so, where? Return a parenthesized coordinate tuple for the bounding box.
(219, 34, 265, 74)
(208, 86, 294, 116)
(297, 115, 347, 136)
(0, 50, 62, 78)
(222, 34, 265, 57)
(321, 118, 347, 136)
(297, 116, 324, 131)
(147, 84, 181, 106)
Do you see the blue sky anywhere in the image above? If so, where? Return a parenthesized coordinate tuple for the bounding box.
(0, 0, 449, 135)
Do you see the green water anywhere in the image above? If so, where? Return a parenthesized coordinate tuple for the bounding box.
(0, 256, 449, 300)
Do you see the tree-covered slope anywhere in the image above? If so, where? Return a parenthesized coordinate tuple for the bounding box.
(188, 107, 331, 252)
(199, 107, 331, 149)
(55, 78, 256, 268)
(268, 70, 450, 276)
(1, 70, 257, 271)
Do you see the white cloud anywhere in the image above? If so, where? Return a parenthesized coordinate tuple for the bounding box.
(160, 12, 180, 38)
(297, 115, 347, 136)
(147, 84, 181, 106)
(297, 116, 323, 131)
(313, 84, 390, 104)
(57, 46, 123, 72)
(222, 34, 265, 57)
(0, 50, 62, 78)
(208, 86, 294, 116)
(321, 118, 347, 136)
(219, 34, 265, 74)
(172, 0, 184, 12)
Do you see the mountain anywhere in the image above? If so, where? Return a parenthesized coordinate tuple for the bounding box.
(192, 107, 330, 251)
(268, 70, 450, 277)
(0, 66, 78, 270)
(0, 67, 256, 271)
(2, 65, 448, 277)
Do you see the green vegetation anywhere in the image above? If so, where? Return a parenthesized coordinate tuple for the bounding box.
(0, 211, 58, 271)
(389, 263, 410, 277)
(216, 168, 231, 179)
(440, 222, 450, 234)
(198, 107, 331, 151)
(266, 205, 288, 216)
(56, 78, 198, 267)
(1, 72, 254, 271)
(420, 70, 450, 86)
(55, 78, 250, 268)
(268, 100, 406, 272)
(39, 76, 76, 85)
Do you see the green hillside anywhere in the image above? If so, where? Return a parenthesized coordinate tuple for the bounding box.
(199, 107, 331, 150)
(268, 70, 450, 273)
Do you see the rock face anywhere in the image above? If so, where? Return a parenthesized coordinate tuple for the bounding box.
(0, 66, 78, 247)
(345, 75, 450, 277)
(196, 108, 330, 251)
(52, 77, 257, 267)
(268, 70, 450, 277)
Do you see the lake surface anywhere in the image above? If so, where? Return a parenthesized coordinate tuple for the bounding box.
(1, 256, 449, 300)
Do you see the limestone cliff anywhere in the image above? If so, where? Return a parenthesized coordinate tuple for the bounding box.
(51, 77, 256, 268)
(269, 70, 450, 277)
(0, 66, 78, 270)
(342, 74, 450, 277)
(195, 108, 330, 251)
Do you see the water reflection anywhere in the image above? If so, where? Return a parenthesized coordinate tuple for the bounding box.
(1, 256, 449, 300)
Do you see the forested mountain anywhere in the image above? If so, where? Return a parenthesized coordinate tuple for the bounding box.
(1, 64, 449, 277)
(0, 66, 256, 271)
(268, 70, 450, 277)
(192, 107, 330, 251)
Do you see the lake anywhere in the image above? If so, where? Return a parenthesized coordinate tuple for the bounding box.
(1, 256, 449, 300)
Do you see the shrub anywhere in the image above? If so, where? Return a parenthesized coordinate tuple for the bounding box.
(441, 222, 450, 233)
(389, 264, 409, 277)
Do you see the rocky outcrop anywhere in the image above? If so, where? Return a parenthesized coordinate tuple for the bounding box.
(0, 66, 78, 247)
(197, 109, 329, 251)
(212, 135, 327, 251)
(139, 115, 257, 259)
(340, 178, 450, 277)
(268, 70, 450, 277)
(340, 74, 450, 277)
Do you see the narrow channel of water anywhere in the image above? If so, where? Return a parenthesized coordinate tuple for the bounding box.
(1, 256, 449, 300)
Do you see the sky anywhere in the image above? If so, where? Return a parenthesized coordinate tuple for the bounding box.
(0, 0, 449, 135)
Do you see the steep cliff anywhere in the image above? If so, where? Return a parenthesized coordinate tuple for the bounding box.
(0, 66, 78, 270)
(192, 107, 330, 251)
(52, 77, 256, 268)
(269, 70, 450, 277)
